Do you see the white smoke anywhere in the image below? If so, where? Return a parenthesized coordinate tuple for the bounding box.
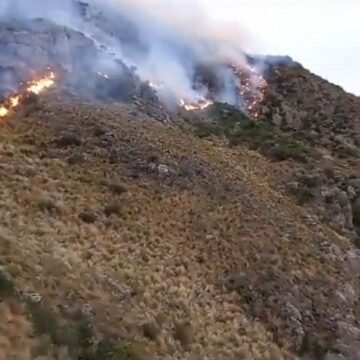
(0, 0, 260, 107)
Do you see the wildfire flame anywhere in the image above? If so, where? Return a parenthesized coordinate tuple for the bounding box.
(142, 62, 267, 116)
(0, 71, 55, 118)
(230, 63, 267, 118)
(147, 80, 165, 91)
(180, 98, 213, 111)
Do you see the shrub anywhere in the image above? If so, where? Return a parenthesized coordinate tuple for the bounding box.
(93, 341, 142, 360)
(27, 302, 63, 345)
(193, 103, 316, 163)
(26, 301, 142, 360)
(0, 268, 14, 297)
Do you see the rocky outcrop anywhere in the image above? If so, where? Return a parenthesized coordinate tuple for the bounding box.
(261, 62, 360, 158)
(285, 166, 360, 241)
(225, 267, 360, 359)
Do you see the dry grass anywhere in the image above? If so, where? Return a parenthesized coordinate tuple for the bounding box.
(0, 94, 355, 359)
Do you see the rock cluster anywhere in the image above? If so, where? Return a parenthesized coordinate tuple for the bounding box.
(260, 62, 360, 158)
(285, 166, 360, 240)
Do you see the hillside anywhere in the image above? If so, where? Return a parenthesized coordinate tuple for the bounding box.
(0, 5, 359, 359)
(0, 61, 359, 360)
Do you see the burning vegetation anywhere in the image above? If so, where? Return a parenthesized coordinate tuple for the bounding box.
(148, 63, 268, 116)
(0, 0, 270, 122)
(231, 63, 268, 118)
(0, 70, 55, 119)
(0, 59, 267, 121)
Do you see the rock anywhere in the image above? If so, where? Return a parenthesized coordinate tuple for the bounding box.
(335, 190, 351, 208)
(319, 241, 343, 260)
(334, 284, 357, 316)
(348, 179, 360, 193)
(300, 170, 324, 188)
(148, 162, 176, 177)
(345, 249, 360, 275)
(288, 168, 358, 231)
(308, 129, 319, 140)
(27, 292, 43, 304)
(285, 181, 299, 193)
(272, 112, 282, 127)
(347, 186, 357, 200)
(157, 164, 171, 175)
(98, 133, 116, 148)
(281, 302, 305, 351)
(337, 321, 360, 340)
(327, 202, 353, 230)
(324, 353, 347, 360)
(332, 321, 360, 360)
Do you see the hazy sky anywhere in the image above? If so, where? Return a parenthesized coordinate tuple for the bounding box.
(201, 0, 360, 95)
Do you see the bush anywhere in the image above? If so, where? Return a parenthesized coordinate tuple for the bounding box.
(93, 341, 142, 360)
(193, 104, 315, 163)
(194, 123, 221, 139)
(0, 268, 14, 297)
(27, 302, 66, 346)
(26, 301, 142, 360)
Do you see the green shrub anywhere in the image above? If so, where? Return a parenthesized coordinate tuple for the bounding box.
(93, 341, 142, 360)
(26, 301, 141, 360)
(194, 123, 221, 139)
(27, 302, 64, 345)
(193, 104, 315, 163)
(0, 269, 14, 297)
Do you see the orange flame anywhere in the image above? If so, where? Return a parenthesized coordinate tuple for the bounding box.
(0, 71, 56, 118)
(230, 63, 267, 118)
(10, 95, 20, 107)
(0, 106, 8, 117)
(26, 72, 55, 95)
(180, 98, 213, 111)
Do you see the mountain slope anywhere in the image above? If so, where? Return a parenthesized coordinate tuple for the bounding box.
(0, 90, 359, 360)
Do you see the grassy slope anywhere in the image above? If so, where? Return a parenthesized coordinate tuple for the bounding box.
(0, 94, 354, 360)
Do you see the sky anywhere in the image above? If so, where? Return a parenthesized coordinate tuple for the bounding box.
(201, 0, 360, 95)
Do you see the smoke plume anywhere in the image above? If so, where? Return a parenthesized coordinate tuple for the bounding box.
(0, 0, 267, 111)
